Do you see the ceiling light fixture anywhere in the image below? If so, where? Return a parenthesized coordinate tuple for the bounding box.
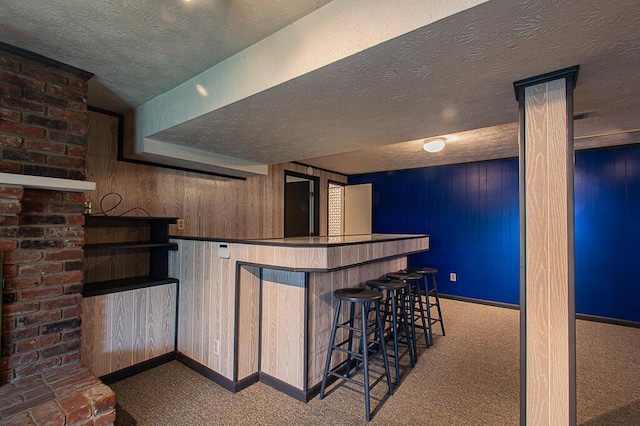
(423, 137, 446, 153)
(196, 84, 208, 97)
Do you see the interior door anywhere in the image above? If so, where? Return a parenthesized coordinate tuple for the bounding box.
(344, 183, 372, 235)
(285, 180, 311, 237)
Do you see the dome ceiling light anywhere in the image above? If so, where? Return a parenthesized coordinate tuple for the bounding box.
(423, 137, 447, 153)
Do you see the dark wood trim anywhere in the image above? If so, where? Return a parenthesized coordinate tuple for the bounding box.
(438, 294, 519, 310)
(85, 214, 178, 224)
(173, 281, 180, 352)
(99, 352, 176, 384)
(259, 372, 308, 402)
(565, 70, 578, 426)
(87, 108, 247, 181)
(176, 352, 237, 392)
(576, 313, 640, 329)
(114, 155, 249, 181)
(513, 65, 579, 101)
(87, 106, 122, 117)
(84, 241, 178, 251)
(0, 41, 93, 81)
(82, 277, 179, 297)
(235, 372, 260, 392)
(516, 75, 528, 426)
(303, 273, 309, 393)
(257, 267, 263, 385)
(232, 262, 242, 383)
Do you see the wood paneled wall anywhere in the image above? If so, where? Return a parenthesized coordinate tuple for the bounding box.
(86, 111, 347, 239)
(171, 237, 412, 388)
(261, 269, 306, 389)
(236, 265, 260, 381)
(170, 239, 237, 380)
(81, 283, 177, 377)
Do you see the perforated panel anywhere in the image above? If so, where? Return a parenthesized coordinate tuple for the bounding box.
(328, 183, 343, 236)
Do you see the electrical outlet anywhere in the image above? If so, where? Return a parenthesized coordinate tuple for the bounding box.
(213, 339, 220, 355)
(177, 219, 185, 230)
(450, 272, 457, 282)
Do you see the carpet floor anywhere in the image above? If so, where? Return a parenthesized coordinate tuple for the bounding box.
(110, 299, 640, 425)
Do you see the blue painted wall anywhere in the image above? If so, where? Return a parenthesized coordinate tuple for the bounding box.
(574, 146, 640, 322)
(349, 144, 640, 322)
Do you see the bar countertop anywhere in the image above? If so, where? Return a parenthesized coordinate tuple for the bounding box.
(242, 233, 427, 247)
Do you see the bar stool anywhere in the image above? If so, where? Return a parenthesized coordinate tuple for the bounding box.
(407, 267, 446, 345)
(320, 287, 393, 422)
(386, 271, 429, 359)
(366, 278, 414, 385)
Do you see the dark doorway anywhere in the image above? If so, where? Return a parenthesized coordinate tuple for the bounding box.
(284, 171, 319, 237)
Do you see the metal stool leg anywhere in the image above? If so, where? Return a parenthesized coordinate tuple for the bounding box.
(430, 274, 445, 336)
(422, 275, 434, 346)
(389, 290, 401, 383)
(399, 287, 415, 367)
(346, 301, 356, 378)
(406, 284, 419, 360)
(412, 281, 430, 349)
(375, 299, 393, 397)
(362, 302, 372, 422)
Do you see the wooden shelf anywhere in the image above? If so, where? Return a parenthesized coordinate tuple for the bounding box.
(84, 215, 178, 226)
(84, 241, 178, 251)
(83, 215, 179, 294)
(83, 276, 179, 297)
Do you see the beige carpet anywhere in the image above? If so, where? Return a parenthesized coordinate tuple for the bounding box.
(110, 299, 640, 425)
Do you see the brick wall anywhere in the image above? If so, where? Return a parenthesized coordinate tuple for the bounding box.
(1, 48, 90, 384)
(1, 50, 88, 179)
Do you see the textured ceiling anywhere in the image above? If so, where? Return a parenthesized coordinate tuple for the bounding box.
(302, 106, 640, 175)
(2, 0, 640, 176)
(0, 0, 333, 112)
(147, 0, 640, 172)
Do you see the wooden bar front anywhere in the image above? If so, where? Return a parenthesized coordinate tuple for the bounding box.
(170, 234, 429, 400)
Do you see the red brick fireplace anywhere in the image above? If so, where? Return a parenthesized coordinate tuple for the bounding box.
(1, 47, 116, 424)
(1, 46, 90, 383)
(1, 186, 86, 381)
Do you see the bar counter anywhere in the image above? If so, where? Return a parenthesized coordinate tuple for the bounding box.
(169, 233, 429, 401)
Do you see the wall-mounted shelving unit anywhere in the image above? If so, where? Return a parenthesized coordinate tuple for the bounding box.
(83, 215, 178, 297)
(81, 215, 179, 381)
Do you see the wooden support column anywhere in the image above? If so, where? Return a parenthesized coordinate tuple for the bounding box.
(514, 66, 579, 426)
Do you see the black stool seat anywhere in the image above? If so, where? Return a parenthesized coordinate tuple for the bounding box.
(386, 271, 422, 281)
(366, 278, 407, 291)
(334, 287, 383, 303)
(407, 267, 437, 275)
